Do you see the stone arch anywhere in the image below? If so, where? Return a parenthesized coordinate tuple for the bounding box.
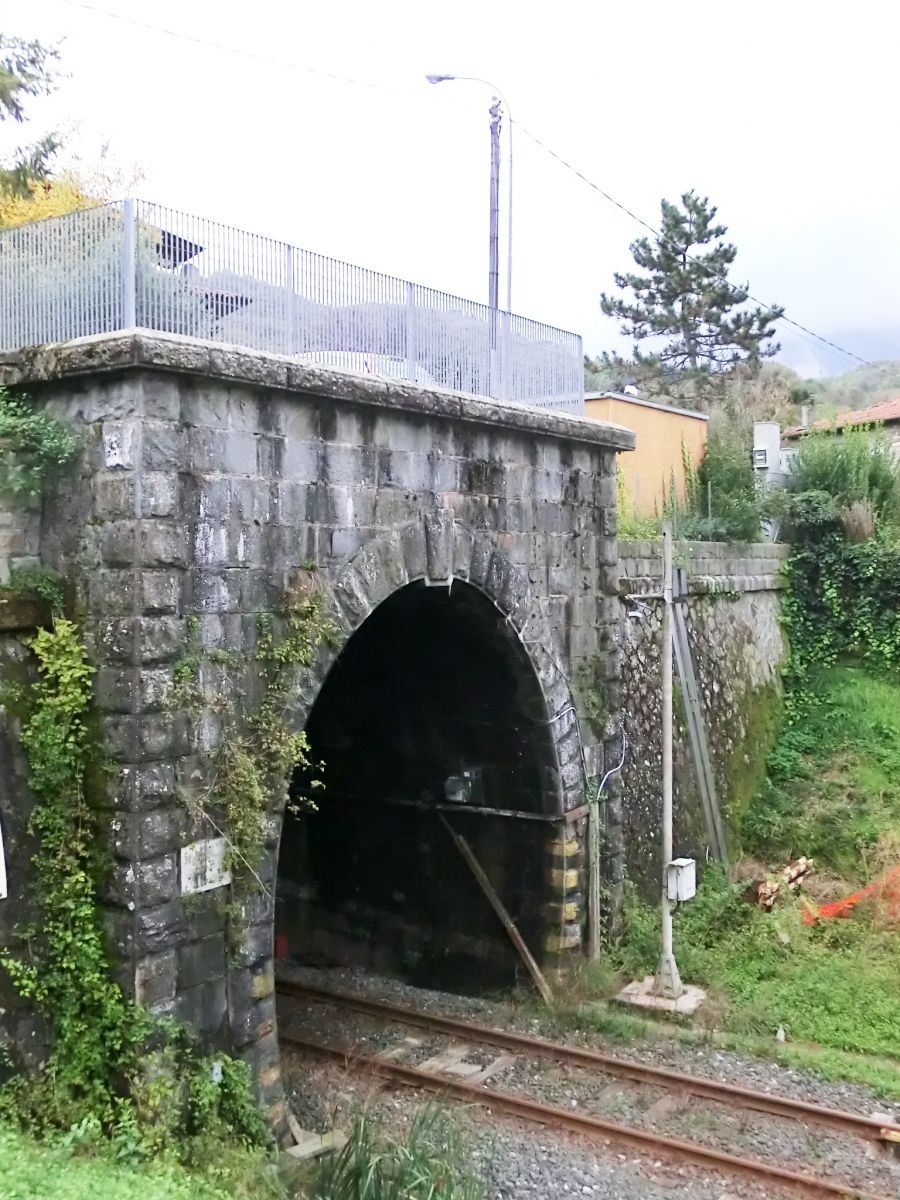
(282, 512, 585, 817)
(246, 514, 587, 1125)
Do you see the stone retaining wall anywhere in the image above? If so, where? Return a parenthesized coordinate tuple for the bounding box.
(617, 540, 789, 896)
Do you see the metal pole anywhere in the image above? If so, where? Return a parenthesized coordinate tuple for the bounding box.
(425, 75, 513, 311)
(488, 98, 501, 313)
(653, 521, 683, 998)
(505, 107, 513, 313)
(587, 790, 601, 962)
(122, 197, 136, 330)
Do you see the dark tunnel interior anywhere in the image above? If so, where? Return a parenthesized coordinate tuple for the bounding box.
(276, 580, 559, 992)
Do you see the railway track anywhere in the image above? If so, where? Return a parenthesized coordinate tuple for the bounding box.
(277, 978, 900, 1200)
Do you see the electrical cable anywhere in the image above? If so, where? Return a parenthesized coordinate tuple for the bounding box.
(52, 0, 888, 375)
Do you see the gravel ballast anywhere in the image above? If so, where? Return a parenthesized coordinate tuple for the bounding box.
(277, 964, 900, 1199)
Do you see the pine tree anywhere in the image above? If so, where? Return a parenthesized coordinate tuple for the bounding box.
(600, 191, 783, 376)
(0, 35, 60, 200)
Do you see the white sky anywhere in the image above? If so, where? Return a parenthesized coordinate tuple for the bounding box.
(6, 0, 900, 377)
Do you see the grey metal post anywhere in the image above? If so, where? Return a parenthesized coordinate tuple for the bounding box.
(653, 521, 683, 998)
(587, 787, 601, 962)
(122, 198, 137, 330)
(285, 244, 296, 357)
(405, 281, 418, 382)
(488, 98, 501, 313)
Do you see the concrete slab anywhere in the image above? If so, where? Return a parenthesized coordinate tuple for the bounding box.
(614, 975, 706, 1015)
(285, 1128, 348, 1161)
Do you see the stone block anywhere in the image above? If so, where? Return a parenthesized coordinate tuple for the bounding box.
(88, 570, 138, 616)
(141, 713, 187, 759)
(101, 420, 140, 470)
(93, 473, 137, 519)
(100, 714, 141, 761)
(323, 444, 377, 487)
(142, 570, 181, 614)
(232, 479, 272, 524)
(99, 520, 137, 567)
(543, 923, 582, 954)
(140, 666, 173, 710)
(175, 978, 227, 1038)
(112, 807, 188, 861)
(140, 472, 179, 518)
(141, 520, 187, 568)
(133, 615, 183, 664)
(105, 853, 179, 908)
(194, 477, 234, 521)
(229, 994, 276, 1049)
(423, 508, 453, 581)
(135, 950, 177, 1007)
(400, 521, 427, 580)
(178, 933, 227, 990)
(94, 666, 141, 713)
(143, 422, 185, 470)
(223, 430, 259, 476)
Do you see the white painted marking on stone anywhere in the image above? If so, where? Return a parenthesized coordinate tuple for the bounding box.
(180, 836, 232, 894)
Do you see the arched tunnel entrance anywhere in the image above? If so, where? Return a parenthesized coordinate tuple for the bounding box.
(275, 579, 566, 993)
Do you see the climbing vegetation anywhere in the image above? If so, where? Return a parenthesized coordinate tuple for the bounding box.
(172, 580, 336, 898)
(0, 598, 270, 1154)
(0, 388, 79, 500)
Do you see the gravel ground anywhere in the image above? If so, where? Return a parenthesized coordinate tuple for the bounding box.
(283, 1051, 799, 1200)
(280, 962, 900, 1122)
(279, 989, 900, 1197)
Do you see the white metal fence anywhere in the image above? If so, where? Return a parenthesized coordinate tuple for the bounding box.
(0, 199, 583, 413)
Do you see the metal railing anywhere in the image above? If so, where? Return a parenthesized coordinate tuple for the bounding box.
(0, 199, 583, 413)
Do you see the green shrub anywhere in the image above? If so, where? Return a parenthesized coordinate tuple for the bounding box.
(311, 1108, 484, 1200)
(0, 390, 79, 500)
(787, 423, 900, 527)
(681, 427, 763, 542)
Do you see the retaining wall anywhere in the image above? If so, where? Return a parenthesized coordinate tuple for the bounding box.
(617, 540, 789, 896)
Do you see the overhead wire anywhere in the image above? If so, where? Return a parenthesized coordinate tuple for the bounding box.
(51, 0, 887, 374)
(511, 120, 890, 375)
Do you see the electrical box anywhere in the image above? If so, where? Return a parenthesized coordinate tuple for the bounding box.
(666, 857, 696, 902)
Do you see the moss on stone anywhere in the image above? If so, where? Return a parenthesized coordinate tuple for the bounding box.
(718, 678, 783, 844)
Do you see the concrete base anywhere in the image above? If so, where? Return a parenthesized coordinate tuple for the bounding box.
(614, 975, 706, 1015)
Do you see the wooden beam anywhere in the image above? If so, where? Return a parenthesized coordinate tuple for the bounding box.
(439, 814, 553, 1004)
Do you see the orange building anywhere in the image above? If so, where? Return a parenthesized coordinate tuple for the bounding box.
(585, 390, 708, 514)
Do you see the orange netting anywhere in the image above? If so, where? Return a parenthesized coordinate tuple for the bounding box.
(801, 865, 900, 924)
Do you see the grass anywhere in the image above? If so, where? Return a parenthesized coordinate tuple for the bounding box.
(0, 1107, 485, 1200)
(741, 664, 900, 880)
(0, 1121, 283, 1200)
(307, 1107, 484, 1200)
(562, 664, 900, 1096)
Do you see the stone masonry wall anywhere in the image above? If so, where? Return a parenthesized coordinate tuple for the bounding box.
(0, 332, 632, 1123)
(618, 539, 789, 897)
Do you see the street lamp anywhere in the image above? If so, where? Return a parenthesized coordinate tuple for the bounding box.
(426, 73, 513, 314)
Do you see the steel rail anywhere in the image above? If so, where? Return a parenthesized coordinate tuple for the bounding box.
(281, 1031, 894, 1200)
(277, 979, 900, 1144)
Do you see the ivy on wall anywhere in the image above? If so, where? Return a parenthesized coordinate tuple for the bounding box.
(172, 579, 336, 903)
(0, 397, 326, 1150)
(0, 389, 79, 501)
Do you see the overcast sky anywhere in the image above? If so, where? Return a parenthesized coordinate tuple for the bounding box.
(6, 0, 900, 377)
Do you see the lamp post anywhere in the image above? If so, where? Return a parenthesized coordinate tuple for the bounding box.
(426, 73, 513, 314)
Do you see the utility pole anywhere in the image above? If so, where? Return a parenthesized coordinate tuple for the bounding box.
(488, 97, 501, 312)
(653, 520, 684, 998)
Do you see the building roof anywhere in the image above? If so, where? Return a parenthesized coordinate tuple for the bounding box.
(784, 396, 900, 439)
(584, 390, 709, 422)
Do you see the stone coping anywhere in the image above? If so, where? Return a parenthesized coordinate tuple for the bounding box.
(0, 331, 636, 453)
(619, 573, 785, 597)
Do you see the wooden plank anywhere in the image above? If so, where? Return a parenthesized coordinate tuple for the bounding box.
(672, 596, 727, 861)
(439, 814, 553, 1004)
